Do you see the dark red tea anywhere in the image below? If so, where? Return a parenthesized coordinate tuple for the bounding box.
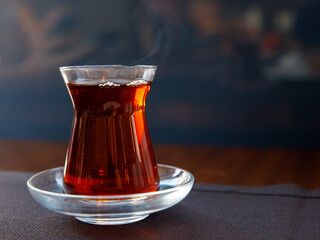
(63, 81, 159, 195)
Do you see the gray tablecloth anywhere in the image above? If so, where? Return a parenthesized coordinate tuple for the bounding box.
(0, 171, 319, 240)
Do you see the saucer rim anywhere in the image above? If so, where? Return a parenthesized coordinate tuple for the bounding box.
(27, 164, 195, 199)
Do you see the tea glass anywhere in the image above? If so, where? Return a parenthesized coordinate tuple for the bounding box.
(59, 65, 159, 196)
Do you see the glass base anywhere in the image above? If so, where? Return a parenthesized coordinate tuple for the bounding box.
(75, 214, 149, 225)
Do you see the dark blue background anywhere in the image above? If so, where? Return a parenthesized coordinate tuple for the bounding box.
(0, 0, 319, 148)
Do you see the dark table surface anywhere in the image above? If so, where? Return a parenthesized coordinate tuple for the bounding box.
(1, 140, 320, 239)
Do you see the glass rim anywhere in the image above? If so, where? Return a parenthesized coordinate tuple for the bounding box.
(59, 65, 157, 71)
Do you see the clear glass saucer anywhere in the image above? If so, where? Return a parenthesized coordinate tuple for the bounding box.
(27, 164, 194, 225)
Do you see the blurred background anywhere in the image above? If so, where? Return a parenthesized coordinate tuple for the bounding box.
(0, 0, 319, 148)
